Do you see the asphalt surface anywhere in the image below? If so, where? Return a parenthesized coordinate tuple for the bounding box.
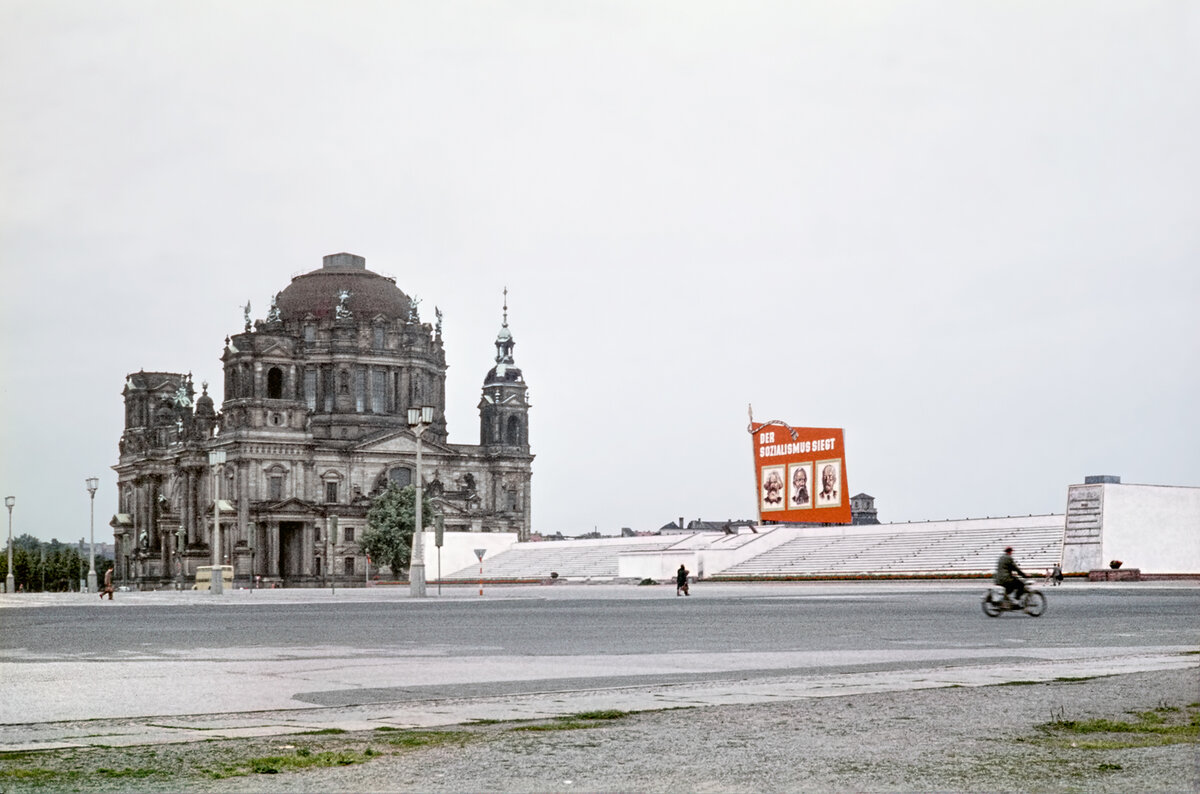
(0, 580, 1197, 753)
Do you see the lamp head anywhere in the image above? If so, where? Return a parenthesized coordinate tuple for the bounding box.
(407, 406, 435, 427)
(86, 477, 99, 496)
(4, 496, 12, 509)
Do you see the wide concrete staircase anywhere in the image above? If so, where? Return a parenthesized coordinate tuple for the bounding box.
(713, 523, 1064, 578)
(438, 520, 1066, 582)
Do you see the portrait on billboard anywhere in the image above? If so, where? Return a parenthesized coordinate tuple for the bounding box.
(815, 459, 841, 507)
(760, 465, 785, 511)
(788, 462, 812, 509)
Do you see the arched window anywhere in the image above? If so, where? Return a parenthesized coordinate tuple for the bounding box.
(388, 467, 412, 488)
(264, 465, 287, 501)
(267, 367, 283, 399)
(506, 416, 522, 446)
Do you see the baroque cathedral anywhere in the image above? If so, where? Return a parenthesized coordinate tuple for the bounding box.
(111, 253, 533, 588)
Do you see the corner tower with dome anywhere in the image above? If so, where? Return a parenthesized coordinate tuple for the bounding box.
(111, 253, 533, 588)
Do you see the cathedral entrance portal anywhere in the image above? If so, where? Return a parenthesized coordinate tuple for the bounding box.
(279, 522, 304, 582)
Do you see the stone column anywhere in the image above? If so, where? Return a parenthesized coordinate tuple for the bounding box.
(237, 461, 250, 550)
(268, 522, 280, 578)
(522, 478, 532, 541)
(159, 499, 170, 575)
(150, 477, 161, 553)
(184, 469, 195, 546)
(132, 481, 142, 552)
(302, 523, 314, 577)
(113, 532, 124, 583)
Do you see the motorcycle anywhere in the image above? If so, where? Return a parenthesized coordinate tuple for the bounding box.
(982, 581, 1046, 617)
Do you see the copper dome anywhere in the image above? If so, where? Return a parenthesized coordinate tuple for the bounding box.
(276, 253, 412, 321)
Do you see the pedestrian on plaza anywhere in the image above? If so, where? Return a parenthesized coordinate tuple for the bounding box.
(1051, 563, 1063, 586)
(101, 567, 114, 600)
(676, 564, 690, 596)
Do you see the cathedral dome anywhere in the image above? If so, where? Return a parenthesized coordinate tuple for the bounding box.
(275, 253, 412, 321)
(194, 382, 215, 416)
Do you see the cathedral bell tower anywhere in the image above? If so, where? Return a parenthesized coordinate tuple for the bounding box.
(479, 289, 530, 451)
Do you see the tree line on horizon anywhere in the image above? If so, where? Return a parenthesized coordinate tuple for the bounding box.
(3, 535, 112, 593)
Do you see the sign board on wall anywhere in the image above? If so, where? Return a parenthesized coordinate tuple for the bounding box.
(751, 421, 851, 524)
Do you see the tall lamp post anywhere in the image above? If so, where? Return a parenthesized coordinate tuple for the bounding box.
(407, 405, 434, 598)
(5, 496, 13, 594)
(175, 525, 185, 590)
(209, 449, 226, 595)
(85, 478, 99, 594)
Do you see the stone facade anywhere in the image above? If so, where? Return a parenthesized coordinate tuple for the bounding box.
(111, 253, 533, 588)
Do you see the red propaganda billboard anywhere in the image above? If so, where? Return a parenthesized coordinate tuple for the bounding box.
(750, 419, 851, 524)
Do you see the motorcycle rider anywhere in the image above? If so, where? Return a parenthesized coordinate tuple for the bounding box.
(994, 546, 1029, 603)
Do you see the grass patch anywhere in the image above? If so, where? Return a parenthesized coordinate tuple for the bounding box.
(298, 727, 346, 735)
(218, 748, 372, 777)
(995, 680, 1042, 686)
(0, 751, 39, 761)
(1053, 676, 1098, 683)
(0, 768, 68, 783)
(511, 721, 592, 732)
(0, 728, 478, 787)
(510, 709, 633, 733)
(1035, 702, 1200, 750)
(384, 730, 474, 749)
(563, 709, 629, 721)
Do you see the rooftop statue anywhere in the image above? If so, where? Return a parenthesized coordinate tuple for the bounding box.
(265, 293, 282, 323)
(335, 289, 353, 320)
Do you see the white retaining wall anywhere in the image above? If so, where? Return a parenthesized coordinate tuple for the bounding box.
(1099, 484, 1200, 574)
(617, 529, 795, 580)
(414, 531, 519, 580)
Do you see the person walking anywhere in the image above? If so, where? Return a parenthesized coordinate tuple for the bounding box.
(676, 564, 690, 596)
(100, 567, 114, 600)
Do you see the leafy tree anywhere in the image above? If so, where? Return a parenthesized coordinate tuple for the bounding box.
(4, 535, 109, 592)
(361, 484, 433, 580)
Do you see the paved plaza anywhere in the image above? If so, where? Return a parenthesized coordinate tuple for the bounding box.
(2, 580, 1196, 755)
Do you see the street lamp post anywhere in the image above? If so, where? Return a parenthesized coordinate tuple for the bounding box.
(175, 525, 185, 590)
(5, 496, 14, 594)
(407, 405, 434, 597)
(209, 449, 226, 595)
(85, 477, 99, 594)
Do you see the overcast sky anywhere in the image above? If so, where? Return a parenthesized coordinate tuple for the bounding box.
(1, 1, 1197, 544)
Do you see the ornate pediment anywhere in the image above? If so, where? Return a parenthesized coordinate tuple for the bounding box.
(255, 497, 316, 515)
(352, 429, 453, 455)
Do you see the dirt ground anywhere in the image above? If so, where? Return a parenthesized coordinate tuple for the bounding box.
(2, 666, 1197, 793)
